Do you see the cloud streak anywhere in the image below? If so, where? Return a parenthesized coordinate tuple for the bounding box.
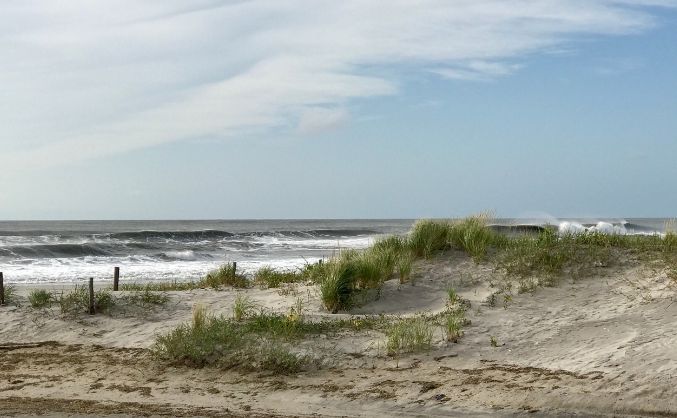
(0, 0, 673, 169)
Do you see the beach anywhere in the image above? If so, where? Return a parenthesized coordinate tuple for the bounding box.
(2, 231, 677, 417)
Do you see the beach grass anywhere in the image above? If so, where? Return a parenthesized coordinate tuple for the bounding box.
(58, 285, 116, 317)
(200, 262, 248, 289)
(386, 316, 434, 356)
(254, 266, 305, 289)
(120, 288, 170, 307)
(120, 281, 199, 292)
(232, 294, 257, 321)
(28, 289, 53, 309)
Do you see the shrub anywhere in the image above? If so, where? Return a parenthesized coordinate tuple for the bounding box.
(28, 289, 52, 308)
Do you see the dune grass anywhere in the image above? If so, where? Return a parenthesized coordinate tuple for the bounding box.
(232, 294, 257, 321)
(200, 262, 248, 289)
(28, 289, 53, 308)
(57, 285, 116, 317)
(2, 284, 17, 305)
(120, 281, 199, 292)
(119, 288, 170, 308)
(386, 316, 434, 356)
(254, 266, 305, 289)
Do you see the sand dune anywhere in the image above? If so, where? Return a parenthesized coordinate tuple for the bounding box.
(2, 252, 677, 417)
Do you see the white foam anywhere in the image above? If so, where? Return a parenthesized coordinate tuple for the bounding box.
(558, 221, 627, 236)
(165, 250, 197, 260)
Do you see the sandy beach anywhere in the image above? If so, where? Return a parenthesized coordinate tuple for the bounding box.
(2, 248, 677, 417)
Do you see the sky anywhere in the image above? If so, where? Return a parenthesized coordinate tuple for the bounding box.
(1, 0, 676, 220)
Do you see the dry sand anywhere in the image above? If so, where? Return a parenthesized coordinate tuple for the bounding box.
(2, 252, 677, 417)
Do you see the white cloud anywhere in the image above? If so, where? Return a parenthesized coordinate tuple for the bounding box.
(0, 0, 674, 169)
(297, 107, 350, 135)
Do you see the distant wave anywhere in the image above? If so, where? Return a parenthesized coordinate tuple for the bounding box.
(0, 243, 115, 258)
(108, 230, 235, 240)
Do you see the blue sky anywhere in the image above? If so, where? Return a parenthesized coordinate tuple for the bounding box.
(1, 1, 676, 220)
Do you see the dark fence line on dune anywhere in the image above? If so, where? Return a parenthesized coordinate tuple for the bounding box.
(0, 263, 235, 312)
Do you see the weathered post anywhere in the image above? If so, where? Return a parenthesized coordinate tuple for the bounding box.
(113, 267, 120, 291)
(0, 272, 4, 306)
(233, 262, 237, 273)
(88, 277, 95, 315)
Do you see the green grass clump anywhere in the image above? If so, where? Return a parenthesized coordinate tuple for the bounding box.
(121, 289, 170, 307)
(254, 267, 305, 289)
(28, 289, 52, 308)
(120, 281, 198, 291)
(2, 284, 17, 305)
(386, 317, 434, 356)
(442, 313, 464, 343)
(448, 214, 503, 261)
(408, 219, 452, 259)
(233, 294, 257, 321)
(199, 263, 248, 289)
(320, 261, 356, 313)
(397, 252, 414, 284)
(58, 285, 116, 317)
(152, 307, 312, 373)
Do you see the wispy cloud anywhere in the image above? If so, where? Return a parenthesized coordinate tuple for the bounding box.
(0, 0, 673, 169)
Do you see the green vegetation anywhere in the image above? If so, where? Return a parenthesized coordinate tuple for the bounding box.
(490, 335, 499, 347)
(58, 285, 116, 317)
(120, 281, 198, 291)
(200, 262, 248, 289)
(153, 306, 329, 372)
(446, 287, 458, 305)
(28, 289, 53, 308)
(153, 303, 402, 372)
(253, 266, 305, 288)
(386, 316, 434, 356)
(397, 252, 414, 284)
(232, 294, 257, 321)
(3, 284, 17, 305)
(120, 288, 170, 308)
(442, 312, 464, 343)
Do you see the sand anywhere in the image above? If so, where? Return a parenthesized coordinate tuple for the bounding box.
(2, 252, 677, 417)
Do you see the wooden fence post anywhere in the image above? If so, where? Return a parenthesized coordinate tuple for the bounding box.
(233, 262, 237, 273)
(113, 267, 120, 291)
(88, 277, 95, 315)
(0, 272, 4, 306)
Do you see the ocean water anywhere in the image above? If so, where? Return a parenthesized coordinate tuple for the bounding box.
(0, 218, 671, 284)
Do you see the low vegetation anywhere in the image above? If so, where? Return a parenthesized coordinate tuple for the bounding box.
(120, 281, 199, 292)
(58, 285, 115, 317)
(152, 306, 333, 373)
(28, 289, 53, 308)
(200, 262, 248, 289)
(254, 266, 306, 288)
(386, 316, 434, 356)
(2, 284, 17, 305)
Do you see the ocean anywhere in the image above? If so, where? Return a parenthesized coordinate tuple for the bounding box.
(0, 218, 671, 284)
